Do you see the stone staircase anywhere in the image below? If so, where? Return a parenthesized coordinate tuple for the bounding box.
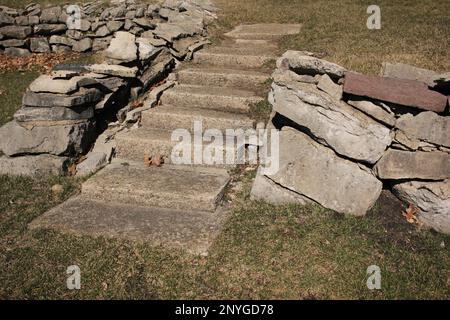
(30, 24, 302, 255)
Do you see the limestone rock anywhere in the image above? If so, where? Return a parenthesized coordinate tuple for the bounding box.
(30, 37, 50, 53)
(347, 99, 396, 127)
(76, 152, 107, 177)
(87, 64, 139, 78)
(250, 168, 313, 205)
(278, 50, 346, 79)
(0, 120, 96, 156)
(14, 106, 94, 122)
(4, 47, 31, 57)
(0, 12, 15, 26)
(270, 81, 392, 164)
(0, 154, 69, 176)
(105, 31, 137, 63)
(49, 35, 74, 47)
(0, 39, 27, 47)
(136, 37, 161, 61)
(95, 25, 111, 37)
(72, 38, 92, 52)
(0, 25, 32, 39)
(92, 37, 112, 51)
(34, 24, 67, 35)
(153, 22, 200, 42)
(23, 88, 103, 108)
(374, 149, 450, 180)
(266, 127, 382, 216)
(393, 180, 450, 235)
(395, 112, 450, 149)
(40, 6, 62, 24)
(106, 21, 124, 33)
(317, 74, 343, 100)
(381, 62, 439, 87)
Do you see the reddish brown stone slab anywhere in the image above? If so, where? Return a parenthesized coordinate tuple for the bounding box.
(343, 72, 448, 113)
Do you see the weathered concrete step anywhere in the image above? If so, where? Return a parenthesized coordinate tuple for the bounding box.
(194, 51, 274, 69)
(206, 45, 278, 56)
(161, 84, 264, 114)
(81, 160, 230, 212)
(225, 23, 303, 40)
(177, 67, 270, 89)
(29, 196, 229, 255)
(233, 38, 277, 46)
(141, 105, 255, 131)
(115, 128, 246, 166)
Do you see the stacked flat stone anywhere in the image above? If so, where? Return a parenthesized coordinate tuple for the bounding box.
(251, 51, 450, 234)
(0, 1, 217, 177)
(0, 0, 214, 57)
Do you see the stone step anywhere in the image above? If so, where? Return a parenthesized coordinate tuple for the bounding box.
(177, 67, 270, 89)
(224, 23, 303, 40)
(141, 105, 255, 131)
(161, 84, 264, 114)
(81, 160, 230, 212)
(115, 127, 246, 166)
(233, 38, 277, 46)
(194, 51, 274, 69)
(29, 196, 229, 255)
(206, 45, 278, 56)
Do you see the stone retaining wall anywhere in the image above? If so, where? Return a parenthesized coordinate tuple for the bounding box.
(0, 0, 216, 176)
(252, 51, 450, 234)
(0, 0, 215, 56)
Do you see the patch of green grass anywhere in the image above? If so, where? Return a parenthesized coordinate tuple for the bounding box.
(0, 71, 39, 126)
(0, 171, 449, 299)
(248, 98, 272, 125)
(212, 0, 450, 74)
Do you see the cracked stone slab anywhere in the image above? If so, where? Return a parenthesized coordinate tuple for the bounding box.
(29, 196, 229, 255)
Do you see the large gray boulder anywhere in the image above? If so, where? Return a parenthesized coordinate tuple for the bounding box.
(250, 168, 313, 205)
(266, 127, 382, 216)
(105, 31, 137, 63)
(0, 120, 95, 156)
(0, 154, 69, 176)
(393, 180, 450, 235)
(269, 78, 392, 164)
(374, 149, 450, 180)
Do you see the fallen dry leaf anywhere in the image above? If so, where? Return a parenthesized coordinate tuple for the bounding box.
(152, 154, 164, 167)
(144, 153, 152, 167)
(402, 204, 422, 225)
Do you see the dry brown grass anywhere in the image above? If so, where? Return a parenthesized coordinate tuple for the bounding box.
(212, 0, 450, 74)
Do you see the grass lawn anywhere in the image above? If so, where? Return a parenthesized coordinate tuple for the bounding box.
(213, 0, 450, 74)
(0, 0, 449, 299)
(1, 169, 449, 299)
